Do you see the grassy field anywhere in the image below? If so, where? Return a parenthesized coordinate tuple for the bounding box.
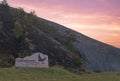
(0, 67, 120, 81)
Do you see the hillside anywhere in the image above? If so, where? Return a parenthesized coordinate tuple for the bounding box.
(0, 2, 120, 72)
(0, 2, 82, 72)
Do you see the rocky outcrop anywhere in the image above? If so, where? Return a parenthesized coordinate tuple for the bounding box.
(74, 35, 120, 72)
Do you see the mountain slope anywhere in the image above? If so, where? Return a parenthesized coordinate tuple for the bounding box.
(0, 4, 82, 72)
(0, 3, 120, 72)
(35, 18, 120, 72)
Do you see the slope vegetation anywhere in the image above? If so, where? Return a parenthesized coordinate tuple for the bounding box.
(0, 2, 120, 72)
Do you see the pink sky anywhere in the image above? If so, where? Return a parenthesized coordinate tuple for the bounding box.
(7, 0, 120, 48)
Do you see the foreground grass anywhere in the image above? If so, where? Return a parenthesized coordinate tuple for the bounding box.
(0, 67, 120, 81)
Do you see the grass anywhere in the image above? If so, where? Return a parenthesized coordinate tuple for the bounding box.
(0, 66, 120, 81)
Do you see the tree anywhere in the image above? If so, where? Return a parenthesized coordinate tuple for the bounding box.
(0, 0, 14, 32)
(0, 0, 9, 12)
(0, 0, 8, 5)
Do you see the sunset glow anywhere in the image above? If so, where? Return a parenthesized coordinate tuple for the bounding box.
(8, 0, 120, 47)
